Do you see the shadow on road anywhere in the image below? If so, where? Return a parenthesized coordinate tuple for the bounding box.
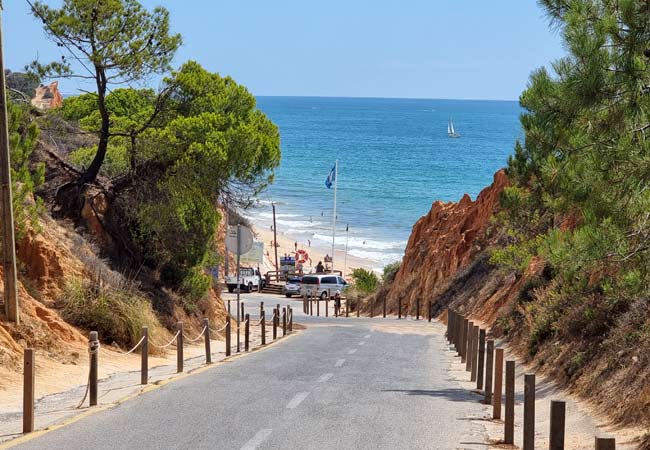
(382, 388, 479, 403)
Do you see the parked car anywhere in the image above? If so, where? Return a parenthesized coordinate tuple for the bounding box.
(225, 267, 261, 293)
(283, 276, 302, 298)
(300, 274, 348, 299)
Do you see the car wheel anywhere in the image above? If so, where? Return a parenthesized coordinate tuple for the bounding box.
(247, 282, 253, 293)
(320, 291, 328, 300)
(285, 293, 292, 298)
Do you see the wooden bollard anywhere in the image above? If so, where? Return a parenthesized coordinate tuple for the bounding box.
(225, 316, 231, 356)
(485, 340, 494, 404)
(357, 299, 360, 317)
(204, 318, 212, 364)
(261, 310, 266, 345)
(398, 297, 402, 319)
(260, 301, 264, 317)
(461, 318, 469, 362)
(289, 307, 293, 331)
(345, 299, 349, 317)
(523, 374, 535, 450)
(370, 299, 373, 318)
(416, 298, 420, 320)
(595, 437, 615, 450)
(310, 297, 313, 315)
(477, 329, 486, 389)
(89, 331, 99, 406)
(456, 314, 463, 354)
(493, 348, 504, 419)
(273, 308, 278, 340)
(317, 298, 320, 316)
(244, 314, 250, 351)
(504, 360, 515, 445)
(383, 296, 386, 318)
(465, 321, 475, 370)
(448, 310, 454, 344)
(470, 326, 479, 381)
(23, 348, 35, 433)
(282, 307, 287, 336)
(176, 321, 184, 373)
(141, 327, 148, 385)
(227, 299, 231, 315)
(428, 301, 432, 322)
(549, 400, 566, 450)
(326, 298, 329, 317)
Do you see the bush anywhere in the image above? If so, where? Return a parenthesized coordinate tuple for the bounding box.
(382, 261, 400, 284)
(351, 268, 379, 294)
(62, 277, 164, 348)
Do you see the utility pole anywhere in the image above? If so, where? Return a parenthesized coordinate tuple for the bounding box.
(272, 202, 278, 277)
(0, 1, 19, 324)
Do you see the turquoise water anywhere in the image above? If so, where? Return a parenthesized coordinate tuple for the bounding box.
(251, 96, 522, 267)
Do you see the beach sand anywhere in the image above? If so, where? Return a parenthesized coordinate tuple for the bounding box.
(252, 222, 379, 278)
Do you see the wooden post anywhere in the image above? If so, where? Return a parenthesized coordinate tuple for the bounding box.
(357, 299, 360, 317)
(504, 360, 515, 445)
(398, 297, 402, 319)
(23, 348, 34, 433)
(225, 316, 231, 357)
(317, 298, 320, 316)
(326, 297, 329, 317)
(203, 318, 211, 364)
(416, 298, 420, 320)
(477, 329, 486, 389)
(465, 321, 475, 370)
(282, 307, 287, 336)
(176, 322, 184, 373)
(461, 318, 469, 363)
(523, 374, 535, 450)
(141, 327, 148, 385)
(456, 314, 463, 354)
(493, 348, 504, 419)
(549, 400, 566, 450)
(289, 307, 293, 331)
(89, 331, 99, 407)
(244, 314, 250, 351)
(383, 296, 386, 318)
(310, 297, 313, 316)
(485, 339, 494, 404)
(370, 298, 373, 318)
(470, 325, 479, 381)
(228, 299, 231, 315)
(260, 301, 264, 317)
(595, 438, 615, 450)
(273, 308, 278, 340)
(261, 310, 266, 345)
(428, 301, 432, 322)
(345, 299, 349, 317)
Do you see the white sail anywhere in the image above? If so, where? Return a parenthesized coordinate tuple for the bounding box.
(448, 121, 452, 134)
(450, 120, 455, 135)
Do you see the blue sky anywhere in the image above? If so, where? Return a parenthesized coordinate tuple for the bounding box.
(3, 1, 564, 100)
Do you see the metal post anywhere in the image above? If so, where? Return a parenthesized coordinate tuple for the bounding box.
(549, 400, 566, 450)
(225, 316, 231, 357)
(465, 321, 475, 371)
(282, 307, 287, 336)
(493, 348, 504, 419)
(477, 329, 486, 389)
(244, 314, 250, 351)
(141, 327, 148, 385)
(203, 318, 211, 364)
(0, 6, 19, 324)
(504, 360, 515, 445)
(236, 224, 241, 353)
(523, 374, 535, 450)
(272, 202, 278, 276)
(89, 331, 99, 406)
(595, 438, 615, 450)
(176, 322, 184, 373)
(23, 348, 34, 433)
(261, 310, 266, 345)
(485, 339, 494, 404)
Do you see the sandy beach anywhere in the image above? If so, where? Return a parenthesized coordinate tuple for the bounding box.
(251, 221, 380, 278)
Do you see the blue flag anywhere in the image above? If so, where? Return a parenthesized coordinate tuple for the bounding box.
(325, 164, 336, 189)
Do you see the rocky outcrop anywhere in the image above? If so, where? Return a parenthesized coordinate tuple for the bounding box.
(31, 81, 63, 110)
(382, 169, 508, 314)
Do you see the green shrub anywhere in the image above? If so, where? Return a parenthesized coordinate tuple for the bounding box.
(382, 261, 401, 284)
(351, 268, 379, 294)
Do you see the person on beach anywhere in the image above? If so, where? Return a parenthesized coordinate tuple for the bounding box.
(316, 261, 324, 273)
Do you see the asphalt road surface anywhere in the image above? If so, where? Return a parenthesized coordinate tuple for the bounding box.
(11, 293, 488, 450)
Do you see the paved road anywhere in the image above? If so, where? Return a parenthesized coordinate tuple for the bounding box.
(12, 293, 489, 450)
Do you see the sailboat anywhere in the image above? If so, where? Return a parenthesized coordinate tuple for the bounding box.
(448, 117, 461, 138)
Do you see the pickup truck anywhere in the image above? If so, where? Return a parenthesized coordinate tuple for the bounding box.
(225, 267, 261, 293)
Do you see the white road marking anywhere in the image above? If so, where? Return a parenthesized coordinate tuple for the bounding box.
(348, 348, 357, 355)
(286, 392, 309, 409)
(240, 429, 272, 450)
(364, 334, 371, 338)
(358, 341, 366, 346)
(318, 373, 333, 383)
(335, 358, 346, 367)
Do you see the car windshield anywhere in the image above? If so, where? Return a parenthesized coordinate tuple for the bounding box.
(240, 268, 254, 276)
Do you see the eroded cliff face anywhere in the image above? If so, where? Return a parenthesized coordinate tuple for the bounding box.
(31, 81, 63, 110)
(381, 169, 508, 314)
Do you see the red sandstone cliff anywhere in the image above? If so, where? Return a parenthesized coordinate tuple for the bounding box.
(31, 81, 63, 110)
(380, 169, 508, 314)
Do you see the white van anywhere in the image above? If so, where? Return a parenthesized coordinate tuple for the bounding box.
(300, 274, 348, 299)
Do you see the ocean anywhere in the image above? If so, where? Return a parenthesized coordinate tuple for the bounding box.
(249, 96, 523, 268)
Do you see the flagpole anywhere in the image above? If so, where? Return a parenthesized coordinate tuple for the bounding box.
(331, 160, 338, 272)
(343, 224, 349, 277)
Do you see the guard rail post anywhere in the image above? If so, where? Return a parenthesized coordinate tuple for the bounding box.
(416, 298, 420, 320)
(465, 321, 475, 371)
(282, 307, 287, 336)
(261, 310, 266, 345)
(23, 348, 35, 433)
(345, 299, 349, 317)
(141, 326, 148, 385)
(595, 438, 615, 450)
(289, 307, 293, 331)
(244, 314, 250, 351)
(204, 318, 212, 364)
(225, 316, 231, 356)
(398, 297, 402, 319)
(549, 400, 566, 450)
(470, 325, 479, 381)
(176, 322, 184, 373)
(260, 301, 264, 317)
(461, 318, 469, 363)
(428, 300, 432, 322)
(485, 339, 494, 404)
(317, 298, 320, 316)
(504, 360, 515, 445)
(89, 331, 99, 406)
(326, 297, 329, 317)
(523, 374, 535, 450)
(273, 308, 278, 340)
(493, 348, 504, 419)
(477, 329, 486, 389)
(383, 296, 386, 318)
